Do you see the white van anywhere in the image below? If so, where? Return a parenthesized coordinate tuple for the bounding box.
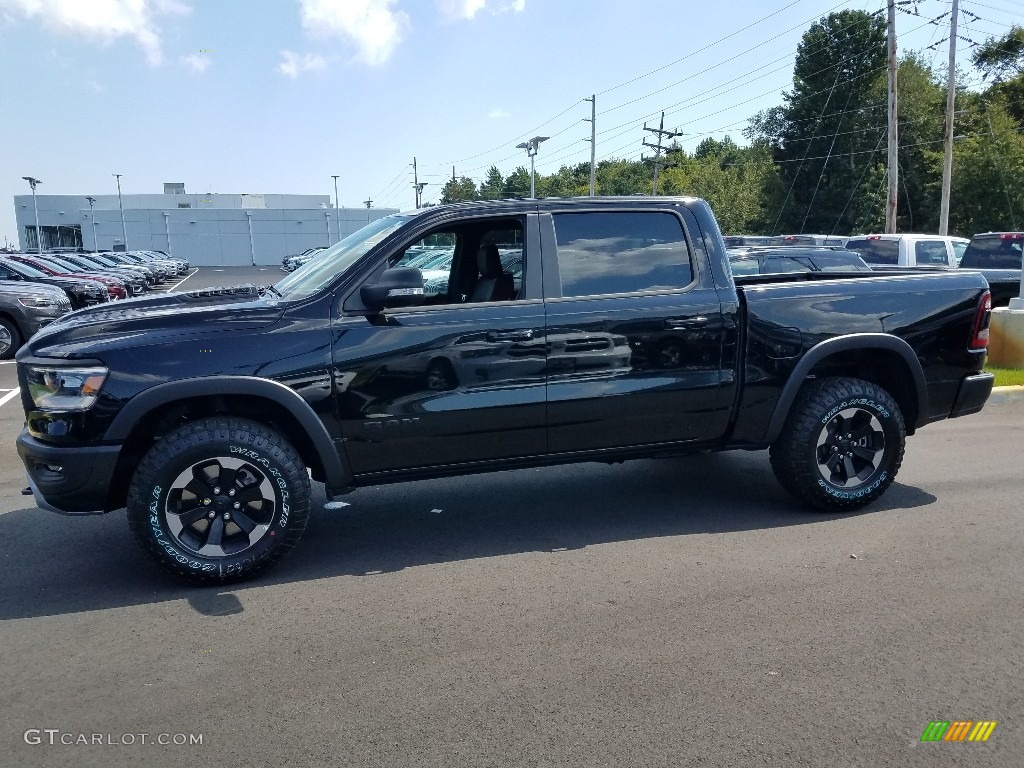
(845, 234, 970, 268)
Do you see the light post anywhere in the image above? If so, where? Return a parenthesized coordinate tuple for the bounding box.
(86, 196, 98, 251)
(22, 176, 42, 253)
(113, 173, 128, 250)
(163, 212, 172, 258)
(331, 175, 341, 244)
(515, 136, 549, 198)
(245, 212, 255, 266)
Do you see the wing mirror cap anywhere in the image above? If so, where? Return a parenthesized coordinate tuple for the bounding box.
(361, 267, 426, 309)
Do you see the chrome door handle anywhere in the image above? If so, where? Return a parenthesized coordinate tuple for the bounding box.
(487, 329, 534, 342)
(665, 316, 707, 329)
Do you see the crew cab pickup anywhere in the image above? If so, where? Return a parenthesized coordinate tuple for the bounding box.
(16, 197, 995, 583)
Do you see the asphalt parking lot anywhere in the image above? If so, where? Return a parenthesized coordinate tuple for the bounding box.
(0, 274, 1021, 767)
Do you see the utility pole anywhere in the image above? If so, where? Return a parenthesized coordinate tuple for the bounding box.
(642, 112, 682, 195)
(22, 177, 42, 253)
(412, 157, 427, 208)
(584, 94, 596, 196)
(364, 197, 372, 223)
(331, 175, 341, 244)
(885, 0, 899, 233)
(85, 196, 98, 251)
(113, 173, 128, 249)
(939, 0, 959, 235)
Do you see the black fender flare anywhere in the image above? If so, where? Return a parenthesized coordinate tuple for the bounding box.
(763, 333, 928, 445)
(104, 375, 353, 491)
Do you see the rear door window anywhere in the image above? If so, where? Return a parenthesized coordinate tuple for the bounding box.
(552, 211, 693, 297)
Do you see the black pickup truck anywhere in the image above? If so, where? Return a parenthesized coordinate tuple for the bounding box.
(16, 197, 994, 583)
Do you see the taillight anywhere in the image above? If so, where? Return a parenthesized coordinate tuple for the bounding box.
(970, 291, 992, 350)
(999, 233, 1023, 240)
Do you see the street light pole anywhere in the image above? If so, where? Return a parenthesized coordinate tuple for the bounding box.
(22, 176, 42, 253)
(245, 212, 255, 266)
(86, 196, 98, 251)
(515, 136, 549, 198)
(113, 173, 128, 249)
(331, 175, 341, 244)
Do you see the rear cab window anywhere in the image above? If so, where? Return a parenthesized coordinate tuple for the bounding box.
(914, 240, 951, 266)
(551, 211, 693, 297)
(847, 238, 899, 265)
(961, 234, 1024, 269)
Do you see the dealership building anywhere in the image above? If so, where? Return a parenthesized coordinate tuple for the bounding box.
(12, 184, 399, 266)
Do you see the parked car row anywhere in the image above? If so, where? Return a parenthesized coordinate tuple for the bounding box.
(282, 248, 327, 271)
(0, 249, 191, 357)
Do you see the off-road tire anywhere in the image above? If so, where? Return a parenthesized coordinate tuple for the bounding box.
(127, 417, 311, 584)
(770, 377, 905, 511)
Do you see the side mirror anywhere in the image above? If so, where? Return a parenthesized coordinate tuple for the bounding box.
(360, 267, 426, 310)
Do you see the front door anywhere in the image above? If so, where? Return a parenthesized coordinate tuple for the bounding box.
(334, 214, 548, 476)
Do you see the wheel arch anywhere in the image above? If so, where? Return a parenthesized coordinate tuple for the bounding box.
(763, 334, 927, 445)
(104, 376, 352, 510)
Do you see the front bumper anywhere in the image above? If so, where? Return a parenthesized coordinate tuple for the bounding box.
(17, 429, 121, 514)
(949, 372, 995, 418)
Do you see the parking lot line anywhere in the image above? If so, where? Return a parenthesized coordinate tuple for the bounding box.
(0, 388, 21, 407)
(166, 268, 199, 292)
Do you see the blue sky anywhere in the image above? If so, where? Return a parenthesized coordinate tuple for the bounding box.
(1, 0, 1019, 245)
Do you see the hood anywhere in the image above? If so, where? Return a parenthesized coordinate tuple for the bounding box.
(23, 284, 285, 359)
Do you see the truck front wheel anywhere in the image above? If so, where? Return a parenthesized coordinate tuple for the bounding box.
(769, 377, 906, 511)
(126, 417, 311, 584)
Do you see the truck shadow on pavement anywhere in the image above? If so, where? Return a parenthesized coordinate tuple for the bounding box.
(0, 451, 936, 621)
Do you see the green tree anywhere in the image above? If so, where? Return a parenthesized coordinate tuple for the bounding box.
(748, 10, 887, 235)
(479, 166, 504, 199)
(972, 26, 1024, 128)
(440, 176, 479, 204)
(949, 98, 1024, 234)
(501, 167, 531, 198)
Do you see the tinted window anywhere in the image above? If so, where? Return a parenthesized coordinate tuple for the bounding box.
(810, 254, 872, 272)
(728, 257, 761, 276)
(847, 238, 899, 265)
(961, 235, 1023, 269)
(915, 240, 950, 266)
(768, 235, 815, 246)
(553, 212, 692, 297)
(763, 257, 806, 273)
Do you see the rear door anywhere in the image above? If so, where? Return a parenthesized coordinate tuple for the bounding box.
(541, 206, 727, 452)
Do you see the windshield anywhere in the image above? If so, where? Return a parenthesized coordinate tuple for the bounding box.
(6, 260, 48, 278)
(275, 213, 415, 300)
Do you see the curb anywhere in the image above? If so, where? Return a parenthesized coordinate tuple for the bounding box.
(989, 385, 1024, 404)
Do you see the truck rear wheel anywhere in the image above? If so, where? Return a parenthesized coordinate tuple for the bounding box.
(769, 377, 905, 511)
(126, 417, 311, 584)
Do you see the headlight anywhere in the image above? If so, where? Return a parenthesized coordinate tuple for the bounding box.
(18, 297, 56, 308)
(25, 366, 108, 410)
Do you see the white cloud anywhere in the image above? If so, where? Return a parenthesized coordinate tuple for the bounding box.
(180, 53, 210, 73)
(437, 0, 523, 19)
(0, 0, 190, 65)
(437, 0, 485, 20)
(277, 50, 328, 78)
(488, 108, 508, 119)
(297, 0, 409, 66)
